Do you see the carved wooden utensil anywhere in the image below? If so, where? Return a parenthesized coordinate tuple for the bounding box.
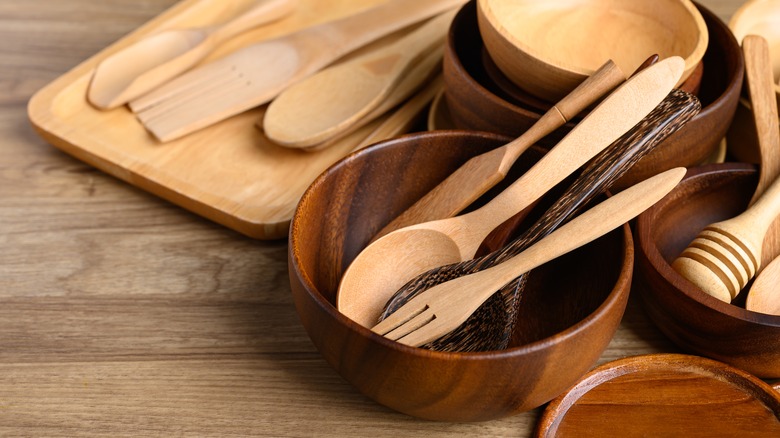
(372, 58, 626, 240)
(673, 35, 780, 303)
(88, 0, 298, 109)
(336, 58, 684, 329)
(130, 0, 466, 142)
(380, 88, 700, 351)
(747, 255, 780, 315)
(372, 168, 686, 347)
(263, 9, 454, 149)
(743, 35, 780, 205)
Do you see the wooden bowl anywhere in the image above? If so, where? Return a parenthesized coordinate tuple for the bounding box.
(477, 0, 708, 102)
(729, 0, 780, 111)
(443, 1, 574, 145)
(482, 49, 705, 115)
(288, 131, 633, 421)
(445, 1, 742, 191)
(635, 164, 780, 378)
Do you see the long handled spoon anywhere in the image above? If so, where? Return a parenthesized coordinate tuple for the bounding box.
(371, 58, 626, 240)
(372, 167, 686, 347)
(380, 88, 701, 352)
(746, 255, 780, 315)
(130, 0, 467, 142)
(337, 57, 684, 328)
(88, 0, 297, 109)
(263, 9, 455, 149)
(298, 46, 444, 151)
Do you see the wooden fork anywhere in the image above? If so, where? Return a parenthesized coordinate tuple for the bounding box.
(371, 167, 686, 347)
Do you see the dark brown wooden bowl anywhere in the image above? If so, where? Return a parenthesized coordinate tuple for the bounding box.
(444, 1, 743, 190)
(636, 164, 780, 379)
(288, 131, 633, 421)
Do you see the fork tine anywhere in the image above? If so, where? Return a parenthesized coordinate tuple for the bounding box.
(384, 307, 436, 341)
(371, 299, 429, 336)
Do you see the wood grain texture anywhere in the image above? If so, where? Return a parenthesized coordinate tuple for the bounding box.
(0, 0, 757, 436)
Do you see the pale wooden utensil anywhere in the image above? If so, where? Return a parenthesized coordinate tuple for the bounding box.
(299, 46, 444, 151)
(130, 0, 466, 142)
(352, 75, 444, 152)
(672, 36, 780, 303)
(372, 168, 686, 346)
(88, 0, 297, 109)
(336, 57, 684, 327)
(372, 59, 626, 240)
(746, 255, 780, 315)
(673, 173, 780, 302)
(743, 35, 780, 205)
(263, 9, 455, 149)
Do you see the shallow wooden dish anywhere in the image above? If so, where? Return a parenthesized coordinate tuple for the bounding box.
(288, 131, 633, 421)
(27, 0, 399, 239)
(536, 354, 780, 437)
(729, 0, 780, 110)
(445, 1, 742, 190)
(636, 164, 780, 378)
(477, 0, 708, 102)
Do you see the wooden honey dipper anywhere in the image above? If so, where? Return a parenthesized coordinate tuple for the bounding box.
(672, 177, 780, 302)
(673, 35, 780, 303)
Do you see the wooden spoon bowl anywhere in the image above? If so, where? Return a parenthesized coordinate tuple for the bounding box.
(444, 1, 742, 190)
(288, 131, 632, 421)
(477, 0, 708, 102)
(635, 163, 780, 379)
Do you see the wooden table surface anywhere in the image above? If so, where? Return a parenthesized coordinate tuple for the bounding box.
(0, 0, 753, 435)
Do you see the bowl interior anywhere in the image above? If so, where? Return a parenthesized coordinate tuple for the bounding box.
(292, 131, 628, 349)
(641, 164, 780, 325)
(481, 0, 707, 77)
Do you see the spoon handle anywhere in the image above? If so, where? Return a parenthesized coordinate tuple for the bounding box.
(743, 35, 780, 205)
(459, 57, 683, 257)
(210, 0, 299, 43)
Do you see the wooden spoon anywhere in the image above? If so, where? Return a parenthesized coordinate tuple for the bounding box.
(88, 0, 297, 110)
(263, 10, 455, 149)
(372, 168, 686, 347)
(337, 57, 684, 327)
(371, 59, 626, 240)
(743, 35, 780, 205)
(746, 255, 780, 315)
(298, 46, 444, 151)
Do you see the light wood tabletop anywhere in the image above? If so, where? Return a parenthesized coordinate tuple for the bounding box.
(0, 0, 757, 436)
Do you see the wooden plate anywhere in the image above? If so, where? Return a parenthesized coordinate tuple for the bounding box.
(27, 0, 394, 239)
(536, 354, 780, 437)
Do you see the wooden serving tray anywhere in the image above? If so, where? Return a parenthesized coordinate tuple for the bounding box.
(28, 0, 392, 239)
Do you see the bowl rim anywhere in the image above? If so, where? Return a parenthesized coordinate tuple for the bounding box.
(477, 0, 709, 80)
(451, 1, 741, 123)
(636, 162, 780, 328)
(446, 1, 548, 121)
(289, 130, 635, 360)
(728, 0, 780, 97)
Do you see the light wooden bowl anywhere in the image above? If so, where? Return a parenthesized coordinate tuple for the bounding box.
(477, 0, 708, 102)
(445, 1, 742, 190)
(729, 0, 780, 111)
(635, 164, 780, 379)
(288, 131, 633, 421)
